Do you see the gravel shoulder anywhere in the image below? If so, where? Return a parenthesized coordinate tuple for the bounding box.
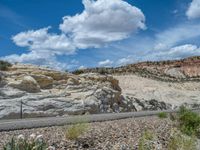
(0, 116, 174, 150)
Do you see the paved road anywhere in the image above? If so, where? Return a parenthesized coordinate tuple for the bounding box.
(0, 109, 198, 131)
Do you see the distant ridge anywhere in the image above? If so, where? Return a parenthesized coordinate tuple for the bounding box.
(73, 56, 200, 82)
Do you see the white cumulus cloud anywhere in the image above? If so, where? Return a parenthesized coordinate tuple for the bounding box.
(60, 0, 145, 49)
(98, 59, 113, 67)
(186, 0, 200, 19)
(155, 23, 200, 48)
(3, 0, 145, 70)
(2, 51, 68, 70)
(117, 56, 133, 66)
(12, 27, 76, 55)
(168, 44, 200, 57)
(150, 44, 200, 60)
(78, 65, 86, 70)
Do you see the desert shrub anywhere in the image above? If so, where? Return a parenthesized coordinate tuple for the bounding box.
(143, 130, 154, 141)
(3, 134, 47, 150)
(168, 129, 197, 150)
(178, 106, 200, 136)
(158, 112, 168, 119)
(65, 122, 88, 140)
(169, 113, 177, 121)
(138, 130, 155, 150)
(72, 69, 84, 75)
(97, 68, 107, 75)
(0, 60, 12, 71)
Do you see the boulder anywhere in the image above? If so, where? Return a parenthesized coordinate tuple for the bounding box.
(31, 74, 53, 89)
(8, 76, 41, 93)
(165, 68, 185, 78)
(37, 71, 69, 81)
(67, 77, 79, 85)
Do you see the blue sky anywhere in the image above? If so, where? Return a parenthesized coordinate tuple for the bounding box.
(0, 0, 200, 70)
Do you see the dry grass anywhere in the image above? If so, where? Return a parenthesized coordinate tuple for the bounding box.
(65, 123, 88, 140)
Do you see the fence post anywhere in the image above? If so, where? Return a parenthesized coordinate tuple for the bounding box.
(20, 100, 23, 119)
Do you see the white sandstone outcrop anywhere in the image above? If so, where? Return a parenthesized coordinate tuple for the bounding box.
(0, 64, 124, 118)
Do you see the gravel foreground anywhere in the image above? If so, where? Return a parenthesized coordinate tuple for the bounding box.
(0, 116, 174, 150)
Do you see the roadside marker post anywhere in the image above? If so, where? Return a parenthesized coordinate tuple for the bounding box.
(20, 100, 23, 119)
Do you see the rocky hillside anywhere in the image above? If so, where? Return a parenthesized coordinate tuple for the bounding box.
(0, 63, 172, 119)
(0, 57, 200, 119)
(74, 56, 200, 82)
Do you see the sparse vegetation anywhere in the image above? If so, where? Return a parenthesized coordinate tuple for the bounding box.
(65, 120, 89, 140)
(178, 106, 200, 136)
(158, 112, 168, 119)
(166, 107, 200, 149)
(3, 134, 47, 150)
(0, 60, 12, 71)
(138, 107, 200, 149)
(97, 68, 108, 75)
(138, 129, 155, 150)
(72, 69, 85, 75)
(168, 129, 197, 150)
(169, 113, 177, 121)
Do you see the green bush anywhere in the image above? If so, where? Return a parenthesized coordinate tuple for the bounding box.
(158, 112, 168, 119)
(178, 106, 200, 136)
(168, 129, 197, 150)
(0, 60, 12, 71)
(3, 134, 47, 150)
(72, 69, 85, 75)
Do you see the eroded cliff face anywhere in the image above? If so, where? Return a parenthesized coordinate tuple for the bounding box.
(0, 61, 199, 119)
(0, 64, 125, 118)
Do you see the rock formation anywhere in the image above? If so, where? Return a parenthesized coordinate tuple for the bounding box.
(0, 64, 148, 119)
(0, 57, 200, 119)
(0, 64, 122, 118)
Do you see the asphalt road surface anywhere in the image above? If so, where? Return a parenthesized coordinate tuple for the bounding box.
(0, 109, 198, 131)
